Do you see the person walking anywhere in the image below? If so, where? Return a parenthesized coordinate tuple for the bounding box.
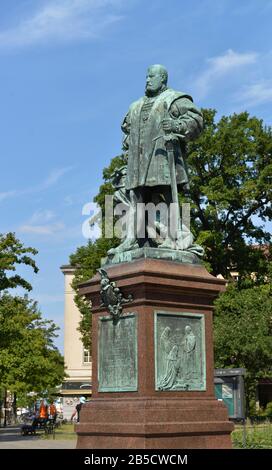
(70, 397, 86, 423)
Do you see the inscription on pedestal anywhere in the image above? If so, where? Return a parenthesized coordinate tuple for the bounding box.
(155, 312, 206, 391)
(98, 313, 137, 392)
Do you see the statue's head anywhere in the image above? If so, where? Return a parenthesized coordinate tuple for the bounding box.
(145, 64, 168, 97)
(101, 277, 108, 287)
(185, 325, 192, 335)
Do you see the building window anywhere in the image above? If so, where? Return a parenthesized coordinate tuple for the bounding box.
(83, 348, 91, 364)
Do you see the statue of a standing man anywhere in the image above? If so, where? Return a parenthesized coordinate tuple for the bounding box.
(109, 64, 203, 255)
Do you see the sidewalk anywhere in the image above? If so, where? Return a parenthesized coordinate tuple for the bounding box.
(0, 425, 76, 449)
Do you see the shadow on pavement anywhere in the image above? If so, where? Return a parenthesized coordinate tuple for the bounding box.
(0, 425, 40, 442)
(0, 425, 76, 449)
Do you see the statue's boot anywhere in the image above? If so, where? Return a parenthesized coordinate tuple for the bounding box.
(107, 238, 139, 255)
(159, 237, 177, 249)
(108, 196, 139, 255)
(159, 225, 194, 251)
(187, 244, 205, 257)
(175, 231, 194, 250)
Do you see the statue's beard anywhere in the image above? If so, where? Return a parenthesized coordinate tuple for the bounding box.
(145, 84, 167, 97)
(145, 87, 155, 97)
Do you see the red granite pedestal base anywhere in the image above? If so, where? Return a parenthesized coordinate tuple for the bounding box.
(76, 258, 233, 448)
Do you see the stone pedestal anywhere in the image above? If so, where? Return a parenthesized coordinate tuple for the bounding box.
(76, 258, 233, 448)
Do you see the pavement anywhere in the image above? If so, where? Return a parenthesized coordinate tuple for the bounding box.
(0, 425, 76, 449)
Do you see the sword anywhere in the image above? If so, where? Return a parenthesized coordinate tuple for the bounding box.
(160, 102, 183, 239)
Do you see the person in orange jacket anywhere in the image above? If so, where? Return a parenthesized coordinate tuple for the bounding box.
(48, 401, 57, 422)
(39, 400, 48, 424)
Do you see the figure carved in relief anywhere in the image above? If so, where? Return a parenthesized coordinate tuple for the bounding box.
(182, 325, 196, 379)
(158, 345, 180, 390)
(159, 326, 172, 377)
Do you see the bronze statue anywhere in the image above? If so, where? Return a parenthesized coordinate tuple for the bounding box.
(108, 64, 203, 256)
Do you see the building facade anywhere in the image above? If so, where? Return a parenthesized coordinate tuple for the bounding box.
(60, 265, 92, 420)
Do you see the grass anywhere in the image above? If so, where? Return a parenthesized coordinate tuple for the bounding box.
(41, 420, 272, 447)
(232, 421, 272, 448)
(42, 422, 77, 440)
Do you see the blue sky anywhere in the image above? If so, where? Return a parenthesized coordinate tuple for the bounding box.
(1, 0, 272, 352)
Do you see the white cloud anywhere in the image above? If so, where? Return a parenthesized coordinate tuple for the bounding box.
(18, 208, 65, 235)
(17, 206, 82, 239)
(0, 166, 73, 204)
(0, 190, 17, 202)
(18, 209, 64, 236)
(0, 0, 124, 50)
(29, 209, 56, 223)
(41, 166, 74, 188)
(64, 195, 74, 206)
(235, 80, 272, 107)
(194, 49, 258, 99)
(19, 222, 65, 235)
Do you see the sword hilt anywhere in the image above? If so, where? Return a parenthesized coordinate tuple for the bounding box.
(152, 133, 185, 142)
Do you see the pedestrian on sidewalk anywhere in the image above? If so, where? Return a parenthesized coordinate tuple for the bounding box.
(70, 397, 86, 423)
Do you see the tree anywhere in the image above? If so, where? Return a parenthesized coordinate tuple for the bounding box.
(213, 282, 272, 411)
(0, 294, 65, 400)
(69, 238, 116, 350)
(186, 109, 272, 277)
(69, 155, 125, 350)
(94, 154, 126, 214)
(0, 232, 38, 292)
(70, 110, 272, 348)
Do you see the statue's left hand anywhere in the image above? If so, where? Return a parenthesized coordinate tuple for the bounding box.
(161, 118, 176, 132)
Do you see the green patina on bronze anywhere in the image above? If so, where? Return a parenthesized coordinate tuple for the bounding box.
(102, 246, 201, 267)
(97, 268, 133, 319)
(98, 313, 138, 392)
(106, 64, 204, 261)
(154, 312, 206, 391)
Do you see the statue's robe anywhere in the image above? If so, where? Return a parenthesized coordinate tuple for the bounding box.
(122, 88, 203, 191)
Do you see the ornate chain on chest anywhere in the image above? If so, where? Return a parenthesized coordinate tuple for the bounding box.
(141, 97, 156, 122)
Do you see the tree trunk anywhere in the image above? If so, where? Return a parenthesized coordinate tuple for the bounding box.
(0, 389, 3, 427)
(12, 393, 17, 424)
(3, 389, 7, 427)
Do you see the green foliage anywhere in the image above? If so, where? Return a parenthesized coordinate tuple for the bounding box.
(0, 232, 38, 292)
(248, 399, 258, 417)
(250, 401, 272, 420)
(0, 294, 65, 396)
(264, 402, 272, 418)
(232, 422, 272, 449)
(214, 283, 272, 408)
(94, 154, 127, 217)
(69, 155, 126, 349)
(187, 109, 272, 277)
(70, 237, 116, 350)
